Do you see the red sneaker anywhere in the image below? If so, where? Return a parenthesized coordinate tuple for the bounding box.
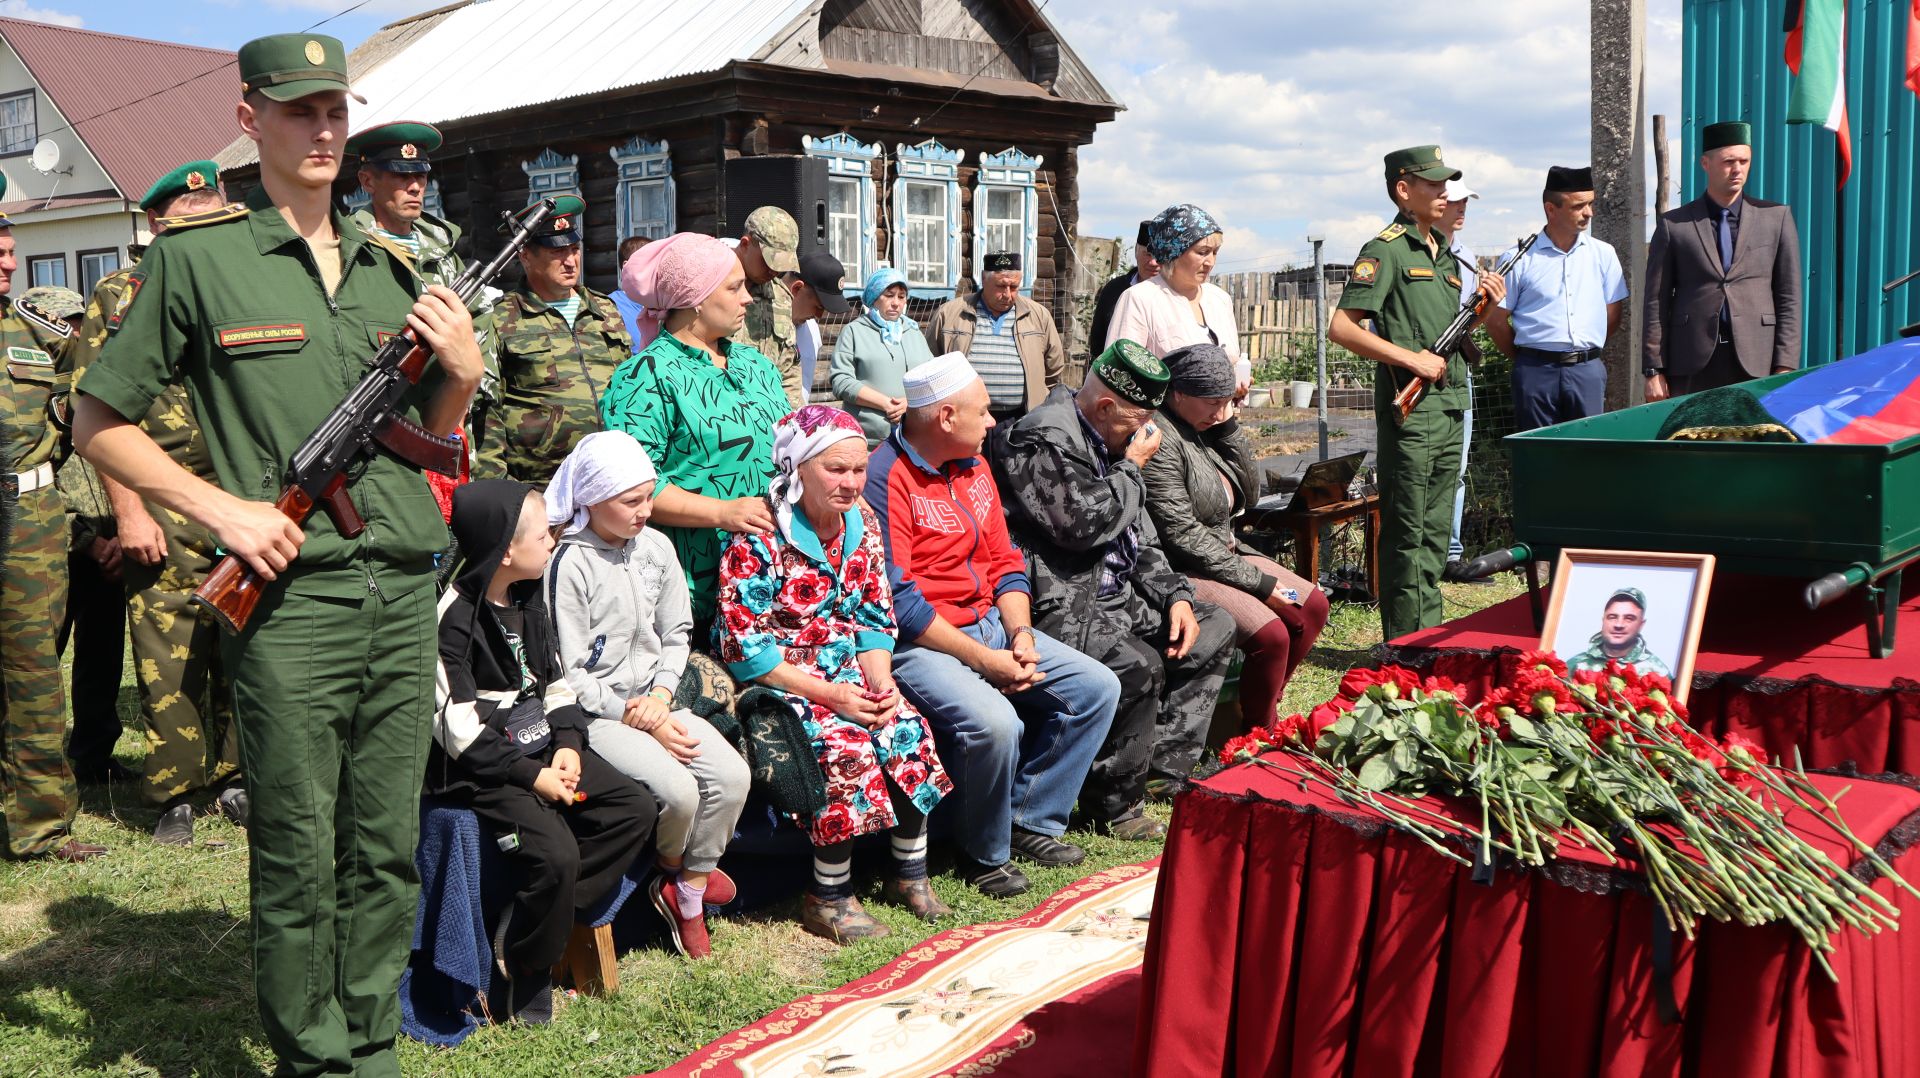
(703, 867, 738, 907)
(652, 878, 712, 959)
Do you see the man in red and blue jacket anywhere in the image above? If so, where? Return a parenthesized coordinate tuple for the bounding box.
(866, 357, 1118, 899)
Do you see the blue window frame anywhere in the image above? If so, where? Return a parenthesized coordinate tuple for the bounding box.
(973, 148, 1043, 291)
(891, 138, 963, 300)
(609, 137, 675, 241)
(803, 132, 882, 289)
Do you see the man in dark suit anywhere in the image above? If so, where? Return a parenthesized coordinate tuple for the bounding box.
(1089, 221, 1159, 352)
(1643, 121, 1802, 400)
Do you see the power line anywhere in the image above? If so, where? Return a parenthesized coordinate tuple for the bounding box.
(15, 0, 379, 148)
(911, 0, 1053, 130)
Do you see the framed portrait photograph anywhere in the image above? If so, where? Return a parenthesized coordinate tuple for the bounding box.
(1539, 549, 1717, 704)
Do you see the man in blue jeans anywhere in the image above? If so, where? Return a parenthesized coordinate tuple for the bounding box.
(866, 353, 1121, 899)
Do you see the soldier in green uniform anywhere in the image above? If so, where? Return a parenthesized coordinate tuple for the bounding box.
(0, 187, 100, 863)
(72, 34, 485, 1076)
(1564, 587, 1674, 679)
(732, 205, 806, 407)
(346, 120, 498, 475)
(64, 161, 244, 844)
(1328, 146, 1505, 641)
(472, 194, 630, 483)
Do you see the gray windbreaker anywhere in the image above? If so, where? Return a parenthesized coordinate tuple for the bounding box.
(544, 525, 692, 722)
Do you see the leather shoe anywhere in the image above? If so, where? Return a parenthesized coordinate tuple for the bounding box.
(1097, 813, 1169, 841)
(216, 785, 250, 828)
(153, 802, 193, 846)
(960, 860, 1030, 898)
(1009, 828, 1086, 866)
(50, 841, 108, 863)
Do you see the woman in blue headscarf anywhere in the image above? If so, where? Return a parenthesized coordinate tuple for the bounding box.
(1106, 203, 1250, 392)
(830, 268, 937, 445)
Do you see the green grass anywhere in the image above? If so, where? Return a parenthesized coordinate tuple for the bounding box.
(0, 576, 1524, 1077)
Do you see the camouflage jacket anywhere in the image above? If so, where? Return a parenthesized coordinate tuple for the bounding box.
(475, 286, 631, 483)
(992, 384, 1194, 655)
(1567, 634, 1674, 680)
(63, 266, 218, 548)
(732, 275, 805, 407)
(3, 292, 75, 475)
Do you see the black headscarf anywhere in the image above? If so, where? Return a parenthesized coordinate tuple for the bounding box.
(445, 479, 561, 689)
(1165, 342, 1238, 399)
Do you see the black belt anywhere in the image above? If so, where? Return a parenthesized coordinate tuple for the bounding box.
(1517, 347, 1597, 365)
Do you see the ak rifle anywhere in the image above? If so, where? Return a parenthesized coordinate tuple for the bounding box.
(192, 198, 557, 633)
(1391, 232, 1540, 425)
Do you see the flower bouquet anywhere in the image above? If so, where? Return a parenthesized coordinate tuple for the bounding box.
(1221, 652, 1919, 978)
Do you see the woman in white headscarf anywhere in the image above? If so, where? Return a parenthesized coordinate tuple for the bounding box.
(543, 430, 751, 961)
(714, 406, 953, 944)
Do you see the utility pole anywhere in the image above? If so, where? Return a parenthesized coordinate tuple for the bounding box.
(1591, 0, 1647, 408)
(1310, 235, 1328, 460)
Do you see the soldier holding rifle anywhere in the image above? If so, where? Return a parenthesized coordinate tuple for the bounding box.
(1328, 145, 1505, 641)
(70, 34, 485, 1077)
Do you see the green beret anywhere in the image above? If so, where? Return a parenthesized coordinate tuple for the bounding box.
(347, 121, 441, 174)
(503, 193, 585, 247)
(1702, 121, 1751, 152)
(1091, 339, 1170, 409)
(140, 161, 221, 211)
(1606, 587, 1648, 611)
(1384, 144, 1461, 183)
(237, 33, 362, 103)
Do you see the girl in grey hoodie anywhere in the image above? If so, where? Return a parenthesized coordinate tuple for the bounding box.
(543, 432, 750, 959)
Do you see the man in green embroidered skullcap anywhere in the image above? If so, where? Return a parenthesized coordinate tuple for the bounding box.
(993, 336, 1235, 842)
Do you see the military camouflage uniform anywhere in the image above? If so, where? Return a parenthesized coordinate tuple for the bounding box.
(733, 276, 805, 408)
(1, 292, 77, 857)
(994, 384, 1235, 824)
(1566, 634, 1674, 680)
(474, 285, 630, 483)
(66, 267, 239, 807)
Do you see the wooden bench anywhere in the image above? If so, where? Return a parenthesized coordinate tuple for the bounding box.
(1240, 491, 1382, 597)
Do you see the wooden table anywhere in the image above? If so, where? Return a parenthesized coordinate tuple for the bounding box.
(1241, 492, 1381, 595)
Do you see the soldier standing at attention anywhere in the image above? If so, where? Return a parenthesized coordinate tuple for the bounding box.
(0, 178, 96, 863)
(72, 34, 485, 1075)
(1328, 145, 1505, 641)
(64, 162, 246, 845)
(475, 195, 631, 483)
(732, 206, 807, 407)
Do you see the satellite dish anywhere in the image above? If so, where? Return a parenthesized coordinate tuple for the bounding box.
(30, 138, 68, 175)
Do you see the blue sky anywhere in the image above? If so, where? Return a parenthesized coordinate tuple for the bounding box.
(30, 0, 1683, 269)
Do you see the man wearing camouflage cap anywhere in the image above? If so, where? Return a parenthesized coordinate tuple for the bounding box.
(73, 32, 485, 1074)
(62, 160, 244, 845)
(732, 205, 808, 406)
(993, 340, 1234, 842)
(0, 171, 95, 864)
(1328, 145, 1506, 641)
(474, 193, 632, 482)
(1566, 587, 1673, 679)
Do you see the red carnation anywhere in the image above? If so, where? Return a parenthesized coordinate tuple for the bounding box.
(1518, 649, 1569, 677)
(1309, 697, 1353, 737)
(1338, 667, 1385, 700)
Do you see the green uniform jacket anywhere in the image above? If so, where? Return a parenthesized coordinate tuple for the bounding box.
(732, 275, 805, 407)
(476, 285, 630, 483)
(1567, 634, 1674, 680)
(1339, 213, 1470, 414)
(79, 187, 447, 599)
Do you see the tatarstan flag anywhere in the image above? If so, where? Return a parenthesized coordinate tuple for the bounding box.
(1784, 0, 1852, 187)
(1908, 0, 1920, 97)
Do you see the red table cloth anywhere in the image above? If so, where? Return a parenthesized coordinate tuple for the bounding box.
(1132, 758, 1920, 1077)
(1385, 574, 1920, 776)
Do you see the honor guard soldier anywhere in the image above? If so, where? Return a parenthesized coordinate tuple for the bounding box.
(1328, 145, 1505, 641)
(73, 33, 486, 1076)
(732, 205, 807, 406)
(473, 194, 632, 482)
(0, 174, 96, 863)
(63, 161, 245, 844)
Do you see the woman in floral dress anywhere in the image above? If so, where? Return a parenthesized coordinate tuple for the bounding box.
(715, 406, 953, 943)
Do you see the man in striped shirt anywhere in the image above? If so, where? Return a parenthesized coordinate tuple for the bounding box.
(926, 253, 1065, 427)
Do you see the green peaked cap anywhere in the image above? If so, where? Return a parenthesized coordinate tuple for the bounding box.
(1384, 144, 1461, 183)
(1091, 339, 1171, 409)
(347, 121, 442, 173)
(502, 194, 585, 247)
(237, 33, 362, 103)
(140, 161, 221, 211)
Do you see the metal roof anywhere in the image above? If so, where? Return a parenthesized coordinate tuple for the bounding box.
(0, 18, 238, 202)
(348, 0, 817, 129)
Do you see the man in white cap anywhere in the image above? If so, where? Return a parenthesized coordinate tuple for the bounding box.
(1438, 177, 1490, 584)
(864, 353, 1120, 899)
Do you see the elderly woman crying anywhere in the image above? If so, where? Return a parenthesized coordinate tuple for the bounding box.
(714, 406, 953, 944)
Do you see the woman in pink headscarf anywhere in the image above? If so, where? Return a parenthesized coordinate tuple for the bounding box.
(601, 233, 791, 633)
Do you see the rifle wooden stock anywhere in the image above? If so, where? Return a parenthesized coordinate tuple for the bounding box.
(190, 483, 324, 634)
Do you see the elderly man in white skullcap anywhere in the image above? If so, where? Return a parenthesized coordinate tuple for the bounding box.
(863, 353, 1121, 900)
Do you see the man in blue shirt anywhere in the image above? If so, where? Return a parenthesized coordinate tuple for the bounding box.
(1487, 166, 1628, 431)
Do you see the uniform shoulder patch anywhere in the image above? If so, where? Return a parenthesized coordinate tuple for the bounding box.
(106, 272, 145, 334)
(1352, 257, 1381, 284)
(14, 296, 73, 339)
(1376, 222, 1408, 242)
(154, 202, 250, 232)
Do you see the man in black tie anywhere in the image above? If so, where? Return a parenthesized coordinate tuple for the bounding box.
(1642, 121, 1803, 400)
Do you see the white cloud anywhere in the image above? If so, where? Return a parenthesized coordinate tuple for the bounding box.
(0, 3, 84, 27)
(1052, 0, 1684, 269)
